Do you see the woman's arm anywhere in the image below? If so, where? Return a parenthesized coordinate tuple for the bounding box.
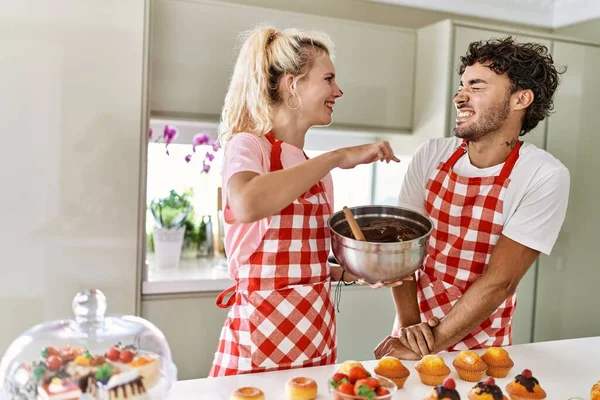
(228, 141, 399, 223)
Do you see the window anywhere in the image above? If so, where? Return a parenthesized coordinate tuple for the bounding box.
(145, 119, 412, 267)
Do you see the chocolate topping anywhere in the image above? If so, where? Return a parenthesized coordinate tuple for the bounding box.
(474, 381, 504, 400)
(339, 217, 421, 242)
(435, 386, 461, 400)
(515, 374, 539, 392)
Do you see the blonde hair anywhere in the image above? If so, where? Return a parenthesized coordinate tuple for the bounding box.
(219, 26, 334, 143)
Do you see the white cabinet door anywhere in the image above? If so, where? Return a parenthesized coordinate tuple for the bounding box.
(151, 0, 415, 130)
(533, 41, 600, 342)
(450, 26, 552, 344)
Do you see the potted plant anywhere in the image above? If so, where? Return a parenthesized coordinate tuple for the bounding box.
(149, 189, 194, 269)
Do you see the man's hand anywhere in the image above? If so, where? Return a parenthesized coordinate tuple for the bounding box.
(373, 317, 440, 360)
(396, 317, 440, 356)
(373, 336, 421, 360)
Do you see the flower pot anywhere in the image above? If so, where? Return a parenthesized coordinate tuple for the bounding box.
(153, 226, 186, 269)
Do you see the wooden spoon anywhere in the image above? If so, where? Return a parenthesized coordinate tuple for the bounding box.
(343, 206, 366, 241)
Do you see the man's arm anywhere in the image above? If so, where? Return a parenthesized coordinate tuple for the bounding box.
(391, 274, 421, 327)
(431, 234, 539, 352)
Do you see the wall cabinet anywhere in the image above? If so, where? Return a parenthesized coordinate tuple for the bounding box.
(150, 0, 416, 131)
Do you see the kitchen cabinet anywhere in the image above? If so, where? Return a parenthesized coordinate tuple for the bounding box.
(150, 0, 416, 131)
(141, 285, 397, 380)
(412, 20, 600, 344)
(533, 40, 600, 342)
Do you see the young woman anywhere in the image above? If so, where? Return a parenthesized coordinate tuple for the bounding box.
(209, 26, 400, 377)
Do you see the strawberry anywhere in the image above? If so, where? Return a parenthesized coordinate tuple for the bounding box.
(46, 355, 62, 371)
(443, 377, 456, 390)
(347, 365, 369, 383)
(483, 377, 496, 386)
(375, 387, 390, 396)
(106, 346, 120, 362)
(354, 378, 380, 392)
(336, 381, 355, 395)
(119, 349, 135, 363)
(329, 372, 349, 388)
(521, 369, 533, 378)
(354, 383, 377, 398)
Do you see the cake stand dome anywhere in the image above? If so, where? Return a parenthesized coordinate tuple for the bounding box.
(0, 289, 177, 400)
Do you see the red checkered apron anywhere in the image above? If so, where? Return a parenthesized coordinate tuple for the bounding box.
(395, 139, 522, 351)
(209, 132, 336, 377)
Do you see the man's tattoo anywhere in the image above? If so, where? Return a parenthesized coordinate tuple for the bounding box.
(504, 138, 518, 149)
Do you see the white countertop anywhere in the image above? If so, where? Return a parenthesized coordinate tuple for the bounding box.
(142, 254, 234, 295)
(166, 336, 600, 399)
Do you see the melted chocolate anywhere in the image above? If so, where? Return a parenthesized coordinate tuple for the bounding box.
(339, 217, 420, 243)
(435, 386, 461, 400)
(515, 374, 539, 392)
(474, 382, 504, 400)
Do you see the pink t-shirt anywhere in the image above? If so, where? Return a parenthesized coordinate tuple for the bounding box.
(221, 133, 335, 277)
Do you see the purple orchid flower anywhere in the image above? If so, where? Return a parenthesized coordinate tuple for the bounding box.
(163, 125, 179, 145)
(148, 127, 153, 140)
(192, 133, 210, 152)
(202, 163, 211, 173)
(205, 152, 215, 162)
(185, 154, 192, 163)
(212, 141, 221, 152)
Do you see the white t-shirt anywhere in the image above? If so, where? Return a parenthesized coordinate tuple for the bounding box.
(398, 137, 570, 255)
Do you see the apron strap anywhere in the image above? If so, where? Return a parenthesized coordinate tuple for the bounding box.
(444, 139, 469, 169)
(445, 139, 522, 178)
(499, 140, 522, 179)
(264, 132, 284, 172)
(264, 132, 326, 200)
(216, 285, 237, 309)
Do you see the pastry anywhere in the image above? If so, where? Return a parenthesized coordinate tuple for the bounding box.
(468, 377, 508, 400)
(591, 381, 600, 400)
(425, 377, 461, 400)
(230, 387, 265, 400)
(481, 347, 514, 378)
(285, 377, 317, 400)
(37, 377, 82, 400)
(415, 354, 451, 386)
(97, 370, 147, 400)
(374, 355, 410, 388)
(337, 360, 365, 375)
(452, 350, 488, 382)
(505, 369, 546, 400)
(129, 355, 160, 388)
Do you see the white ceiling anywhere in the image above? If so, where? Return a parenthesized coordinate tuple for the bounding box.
(367, 0, 600, 29)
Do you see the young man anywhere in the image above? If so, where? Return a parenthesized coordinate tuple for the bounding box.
(375, 37, 570, 359)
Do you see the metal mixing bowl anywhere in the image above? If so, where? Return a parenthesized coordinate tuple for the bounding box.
(328, 205, 433, 283)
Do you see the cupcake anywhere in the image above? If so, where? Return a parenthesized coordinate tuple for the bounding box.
(481, 347, 514, 378)
(374, 356, 410, 389)
(453, 350, 488, 382)
(592, 381, 600, 400)
(415, 355, 451, 386)
(424, 377, 461, 400)
(505, 369, 546, 400)
(468, 377, 508, 400)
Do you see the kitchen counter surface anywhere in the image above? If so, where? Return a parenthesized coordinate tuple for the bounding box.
(166, 336, 600, 399)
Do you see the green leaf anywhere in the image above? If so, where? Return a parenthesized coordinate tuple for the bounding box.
(357, 385, 376, 400)
(328, 377, 348, 388)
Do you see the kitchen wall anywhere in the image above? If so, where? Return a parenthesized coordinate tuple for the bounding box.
(0, 1, 148, 353)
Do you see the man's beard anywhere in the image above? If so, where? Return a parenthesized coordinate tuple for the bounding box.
(453, 94, 511, 142)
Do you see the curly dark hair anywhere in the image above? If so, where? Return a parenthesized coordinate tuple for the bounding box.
(458, 37, 566, 135)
